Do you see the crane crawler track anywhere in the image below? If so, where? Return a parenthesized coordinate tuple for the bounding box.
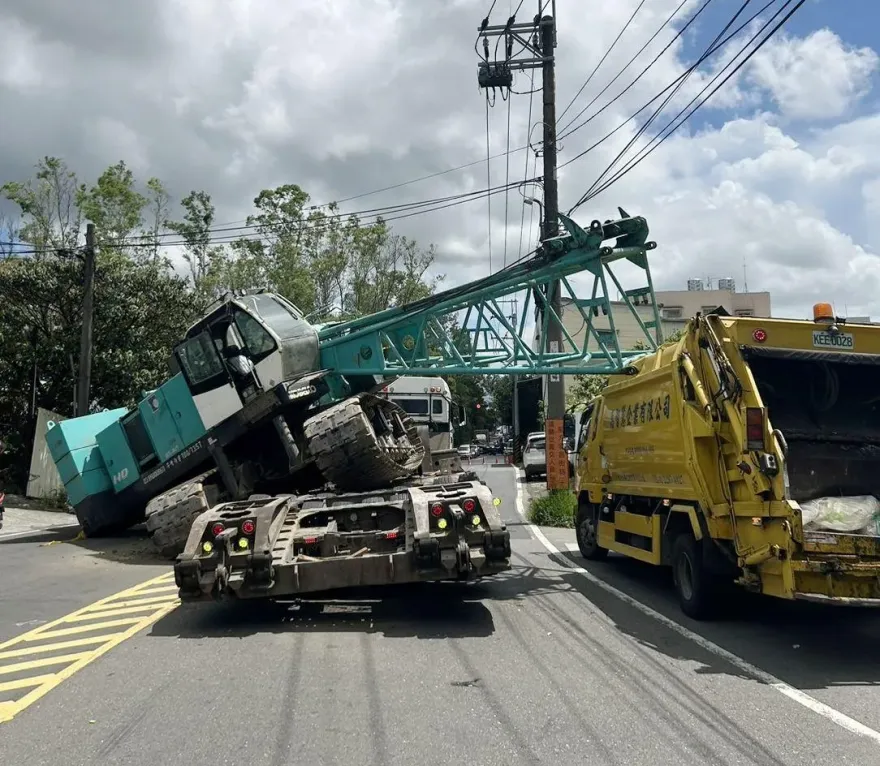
(304, 393, 425, 491)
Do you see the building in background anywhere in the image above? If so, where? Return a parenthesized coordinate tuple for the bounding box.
(558, 277, 772, 400)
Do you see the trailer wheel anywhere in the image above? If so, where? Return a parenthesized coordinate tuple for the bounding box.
(575, 502, 608, 560)
(672, 534, 718, 620)
(145, 473, 222, 559)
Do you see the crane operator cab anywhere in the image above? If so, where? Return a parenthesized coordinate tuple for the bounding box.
(171, 292, 321, 430)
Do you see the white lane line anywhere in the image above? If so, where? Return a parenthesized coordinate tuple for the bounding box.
(509, 465, 880, 745)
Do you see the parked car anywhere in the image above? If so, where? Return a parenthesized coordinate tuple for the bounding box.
(522, 433, 546, 480)
(457, 444, 473, 459)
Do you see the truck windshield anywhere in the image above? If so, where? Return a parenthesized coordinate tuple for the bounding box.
(393, 398, 429, 415)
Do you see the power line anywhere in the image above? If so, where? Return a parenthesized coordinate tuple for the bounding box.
(3, 177, 540, 257)
(556, 0, 693, 138)
(556, 0, 648, 126)
(517, 70, 537, 261)
(485, 95, 493, 272)
(556, 0, 778, 174)
(557, 0, 718, 144)
(581, 0, 758, 203)
(502, 74, 513, 269)
(571, 0, 806, 213)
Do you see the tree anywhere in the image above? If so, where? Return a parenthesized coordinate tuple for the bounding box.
(0, 159, 202, 491)
(76, 161, 148, 255)
(0, 157, 83, 256)
(207, 184, 444, 319)
(165, 189, 226, 300)
(142, 177, 171, 262)
(0, 253, 197, 490)
(485, 375, 512, 427)
(565, 328, 687, 409)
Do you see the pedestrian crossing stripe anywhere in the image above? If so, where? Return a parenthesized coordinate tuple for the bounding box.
(0, 571, 180, 724)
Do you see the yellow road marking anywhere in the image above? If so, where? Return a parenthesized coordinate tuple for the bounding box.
(0, 571, 180, 724)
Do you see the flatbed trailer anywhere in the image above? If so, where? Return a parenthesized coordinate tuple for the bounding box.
(174, 473, 511, 601)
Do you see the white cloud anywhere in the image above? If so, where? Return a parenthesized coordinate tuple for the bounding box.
(748, 28, 879, 120)
(0, 0, 879, 330)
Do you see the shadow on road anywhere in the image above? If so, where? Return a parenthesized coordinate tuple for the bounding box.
(530, 546, 880, 693)
(150, 581, 499, 640)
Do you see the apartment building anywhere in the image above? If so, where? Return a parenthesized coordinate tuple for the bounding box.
(554, 277, 772, 399)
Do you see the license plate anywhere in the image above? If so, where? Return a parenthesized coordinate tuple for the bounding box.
(812, 331, 854, 350)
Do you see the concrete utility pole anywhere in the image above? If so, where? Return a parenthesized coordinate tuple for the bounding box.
(476, 3, 566, 489)
(76, 223, 96, 417)
(537, 13, 567, 492)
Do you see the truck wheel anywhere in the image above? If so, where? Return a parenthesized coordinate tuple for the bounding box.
(671, 534, 717, 620)
(145, 473, 222, 559)
(575, 502, 608, 560)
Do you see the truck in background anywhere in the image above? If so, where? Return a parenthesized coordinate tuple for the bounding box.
(377, 376, 462, 474)
(573, 305, 880, 619)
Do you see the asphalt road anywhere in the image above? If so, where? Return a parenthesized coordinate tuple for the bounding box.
(2, 462, 880, 765)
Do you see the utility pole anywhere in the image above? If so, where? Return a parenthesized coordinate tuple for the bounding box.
(76, 223, 96, 417)
(476, 3, 565, 489)
(538, 14, 567, 492)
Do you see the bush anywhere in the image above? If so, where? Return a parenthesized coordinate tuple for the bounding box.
(528, 489, 576, 528)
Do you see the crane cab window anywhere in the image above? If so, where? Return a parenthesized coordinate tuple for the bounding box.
(233, 310, 277, 361)
(432, 398, 444, 415)
(176, 331, 228, 393)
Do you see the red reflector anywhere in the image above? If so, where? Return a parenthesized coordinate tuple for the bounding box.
(241, 519, 256, 535)
(430, 503, 444, 517)
(386, 531, 398, 540)
(211, 522, 225, 536)
(304, 536, 318, 545)
(753, 329, 767, 343)
(462, 498, 476, 513)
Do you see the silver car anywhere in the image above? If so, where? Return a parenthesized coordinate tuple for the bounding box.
(522, 433, 546, 480)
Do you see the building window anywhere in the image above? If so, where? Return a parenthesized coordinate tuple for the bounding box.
(661, 306, 682, 319)
(701, 305, 719, 314)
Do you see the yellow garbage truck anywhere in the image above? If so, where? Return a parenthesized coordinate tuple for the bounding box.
(574, 304, 880, 619)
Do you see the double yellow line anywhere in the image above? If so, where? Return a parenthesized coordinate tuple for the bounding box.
(0, 571, 180, 723)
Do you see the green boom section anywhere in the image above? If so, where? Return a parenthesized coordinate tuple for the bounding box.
(43, 209, 660, 531)
(317, 210, 662, 376)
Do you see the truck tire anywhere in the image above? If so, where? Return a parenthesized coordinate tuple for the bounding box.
(145, 473, 222, 559)
(672, 534, 718, 620)
(575, 502, 608, 560)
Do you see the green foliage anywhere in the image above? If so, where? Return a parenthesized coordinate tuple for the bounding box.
(485, 375, 512, 427)
(565, 328, 688, 410)
(0, 156, 453, 492)
(198, 184, 444, 319)
(528, 489, 576, 528)
(0, 157, 83, 254)
(445, 374, 489, 443)
(0, 252, 196, 488)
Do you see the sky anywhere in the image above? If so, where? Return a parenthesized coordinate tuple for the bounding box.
(1, 0, 879, 322)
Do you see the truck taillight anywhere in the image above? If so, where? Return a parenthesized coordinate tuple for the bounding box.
(746, 408, 765, 451)
(211, 522, 225, 537)
(241, 519, 256, 535)
(462, 498, 476, 513)
(430, 503, 444, 517)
